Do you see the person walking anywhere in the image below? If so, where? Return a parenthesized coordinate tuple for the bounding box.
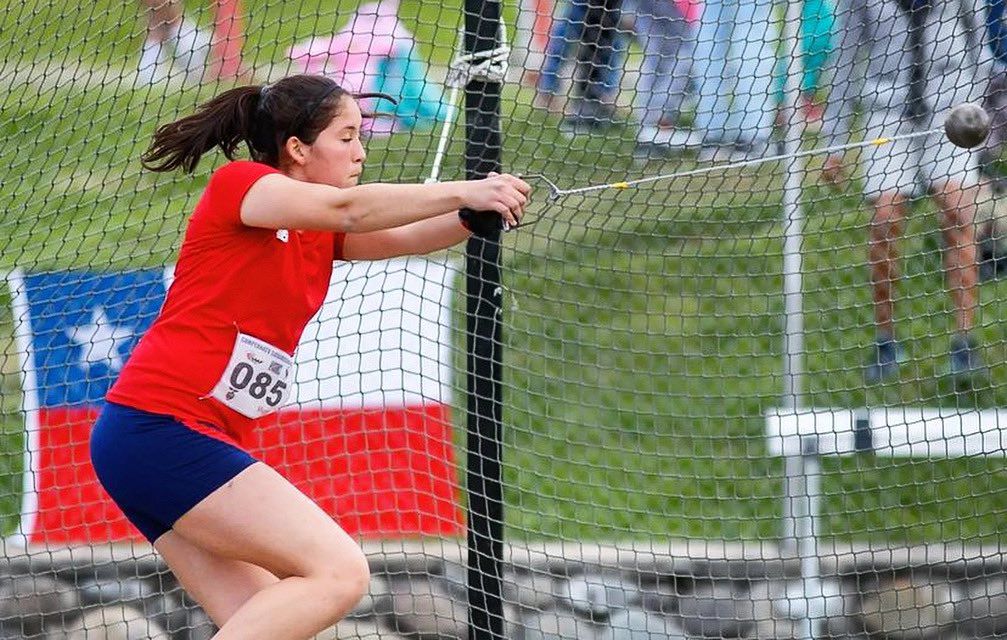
(820, 0, 988, 383)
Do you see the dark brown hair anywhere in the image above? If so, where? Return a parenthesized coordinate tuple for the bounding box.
(141, 74, 392, 173)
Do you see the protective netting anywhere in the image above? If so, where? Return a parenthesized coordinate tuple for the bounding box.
(1, 0, 1007, 639)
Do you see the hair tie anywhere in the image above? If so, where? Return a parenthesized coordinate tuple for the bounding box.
(251, 84, 276, 160)
(287, 83, 343, 137)
(256, 84, 273, 122)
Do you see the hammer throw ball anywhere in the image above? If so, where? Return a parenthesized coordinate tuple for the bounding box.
(944, 103, 991, 149)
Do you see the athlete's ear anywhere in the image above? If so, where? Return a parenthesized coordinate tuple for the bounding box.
(284, 136, 308, 166)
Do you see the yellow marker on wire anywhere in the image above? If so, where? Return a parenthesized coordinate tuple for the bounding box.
(520, 105, 990, 203)
(514, 108, 990, 229)
(525, 126, 947, 201)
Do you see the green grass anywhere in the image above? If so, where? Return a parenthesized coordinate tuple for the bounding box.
(2, 4, 1007, 542)
(0, 0, 491, 73)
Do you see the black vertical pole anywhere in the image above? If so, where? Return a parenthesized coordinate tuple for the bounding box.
(462, 0, 504, 639)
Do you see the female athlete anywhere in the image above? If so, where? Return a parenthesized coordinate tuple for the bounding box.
(90, 74, 529, 639)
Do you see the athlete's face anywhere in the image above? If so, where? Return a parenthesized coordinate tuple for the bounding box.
(300, 96, 367, 188)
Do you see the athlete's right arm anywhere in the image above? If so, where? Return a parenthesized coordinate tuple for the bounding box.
(239, 173, 530, 233)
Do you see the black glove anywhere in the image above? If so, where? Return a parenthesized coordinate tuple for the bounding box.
(459, 209, 502, 238)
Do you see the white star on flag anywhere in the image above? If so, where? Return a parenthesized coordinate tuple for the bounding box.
(64, 306, 134, 371)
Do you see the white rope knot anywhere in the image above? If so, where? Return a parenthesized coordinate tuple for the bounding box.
(446, 44, 510, 87)
(426, 23, 509, 184)
(444, 23, 510, 88)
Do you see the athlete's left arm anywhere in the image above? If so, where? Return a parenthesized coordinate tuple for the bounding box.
(340, 211, 472, 260)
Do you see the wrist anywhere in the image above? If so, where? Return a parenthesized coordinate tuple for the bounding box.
(448, 181, 470, 211)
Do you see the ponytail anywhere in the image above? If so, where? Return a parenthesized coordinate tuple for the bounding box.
(141, 85, 262, 174)
(140, 74, 398, 174)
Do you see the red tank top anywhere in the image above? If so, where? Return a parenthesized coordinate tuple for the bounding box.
(107, 161, 345, 445)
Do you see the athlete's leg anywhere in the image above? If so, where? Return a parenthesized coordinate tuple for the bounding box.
(170, 462, 371, 640)
(154, 530, 279, 627)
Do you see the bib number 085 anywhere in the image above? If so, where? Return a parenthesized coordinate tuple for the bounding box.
(228, 362, 287, 407)
(209, 332, 294, 418)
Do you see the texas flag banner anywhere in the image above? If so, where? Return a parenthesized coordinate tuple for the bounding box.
(7, 259, 463, 545)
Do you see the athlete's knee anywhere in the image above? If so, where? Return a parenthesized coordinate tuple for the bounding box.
(335, 546, 371, 602)
(307, 543, 371, 618)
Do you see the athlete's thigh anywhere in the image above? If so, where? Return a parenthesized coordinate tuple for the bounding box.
(170, 462, 366, 580)
(155, 530, 279, 626)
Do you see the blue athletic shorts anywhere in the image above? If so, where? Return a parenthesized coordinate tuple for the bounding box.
(90, 401, 258, 543)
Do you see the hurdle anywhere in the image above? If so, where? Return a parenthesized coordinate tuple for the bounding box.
(765, 407, 1007, 634)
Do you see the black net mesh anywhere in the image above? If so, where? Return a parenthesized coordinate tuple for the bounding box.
(1, 0, 1006, 638)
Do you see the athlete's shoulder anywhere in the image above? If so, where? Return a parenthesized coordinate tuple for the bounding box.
(209, 160, 281, 187)
(198, 161, 283, 228)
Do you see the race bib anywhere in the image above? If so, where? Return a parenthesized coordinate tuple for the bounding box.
(209, 332, 293, 418)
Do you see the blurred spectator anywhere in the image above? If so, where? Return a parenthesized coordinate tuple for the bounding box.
(983, 0, 1007, 178)
(137, 0, 212, 84)
(625, 0, 703, 158)
(692, 0, 777, 160)
(288, 0, 446, 137)
(975, 0, 1007, 280)
(774, 0, 834, 131)
(821, 0, 987, 383)
(534, 0, 628, 131)
(513, 0, 556, 87)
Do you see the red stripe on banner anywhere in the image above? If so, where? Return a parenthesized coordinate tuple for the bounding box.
(28, 405, 462, 544)
(33, 407, 142, 544)
(248, 404, 464, 538)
